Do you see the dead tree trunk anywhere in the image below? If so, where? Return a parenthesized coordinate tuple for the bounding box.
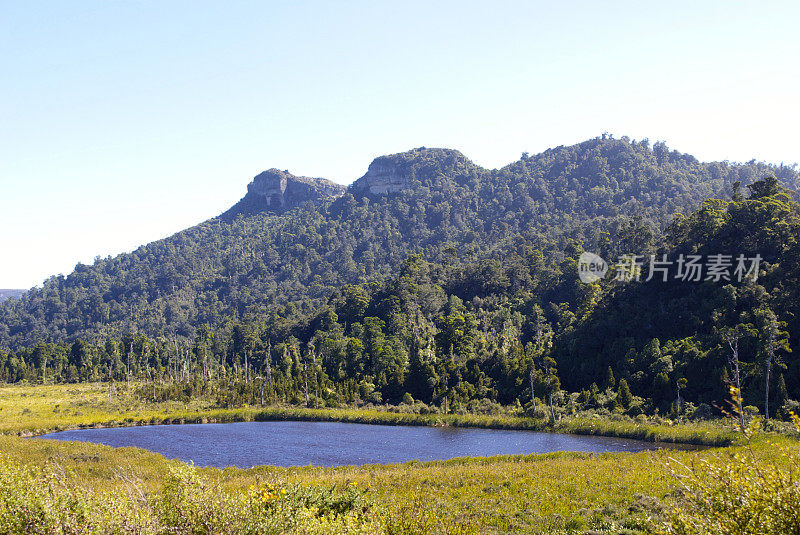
(725, 334, 746, 432)
(128, 340, 133, 389)
(303, 358, 310, 408)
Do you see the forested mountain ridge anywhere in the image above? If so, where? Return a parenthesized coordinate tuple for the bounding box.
(3, 178, 800, 420)
(1, 136, 798, 351)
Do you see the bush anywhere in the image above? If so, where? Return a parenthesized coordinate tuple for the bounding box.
(661, 413, 800, 534)
(779, 399, 800, 420)
(466, 398, 503, 415)
(687, 403, 712, 421)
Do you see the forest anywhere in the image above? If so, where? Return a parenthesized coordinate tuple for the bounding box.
(1, 137, 799, 421)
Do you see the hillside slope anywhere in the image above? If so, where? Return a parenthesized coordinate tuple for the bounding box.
(1, 136, 797, 349)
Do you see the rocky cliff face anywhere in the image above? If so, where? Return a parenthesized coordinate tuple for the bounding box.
(352, 158, 412, 195)
(224, 147, 474, 220)
(350, 147, 476, 196)
(223, 169, 345, 220)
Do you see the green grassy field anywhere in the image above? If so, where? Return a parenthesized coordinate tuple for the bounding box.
(0, 383, 797, 534)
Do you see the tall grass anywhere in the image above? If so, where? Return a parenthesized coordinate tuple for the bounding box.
(0, 456, 386, 534)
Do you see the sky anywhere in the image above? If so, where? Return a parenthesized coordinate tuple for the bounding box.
(1, 1, 799, 289)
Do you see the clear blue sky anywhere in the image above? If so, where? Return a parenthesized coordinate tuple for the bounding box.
(2, 1, 798, 289)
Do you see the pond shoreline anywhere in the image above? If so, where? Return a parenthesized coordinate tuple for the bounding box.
(37, 420, 707, 468)
(18, 405, 738, 446)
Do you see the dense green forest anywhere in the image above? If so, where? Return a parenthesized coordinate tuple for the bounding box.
(2, 137, 797, 347)
(1, 137, 799, 419)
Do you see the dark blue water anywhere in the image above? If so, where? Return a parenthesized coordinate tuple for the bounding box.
(39, 421, 672, 468)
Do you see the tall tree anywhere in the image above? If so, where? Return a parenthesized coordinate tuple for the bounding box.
(755, 307, 790, 420)
(719, 323, 754, 431)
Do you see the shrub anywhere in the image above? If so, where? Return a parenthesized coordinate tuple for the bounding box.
(661, 408, 800, 534)
(466, 398, 502, 415)
(687, 403, 712, 421)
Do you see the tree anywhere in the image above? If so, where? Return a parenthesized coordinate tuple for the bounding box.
(731, 180, 744, 202)
(755, 307, 790, 420)
(526, 306, 553, 413)
(653, 372, 672, 411)
(264, 340, 273, 389)
(542, 357, 560, 423)
(746, 175, 781, 199)
(617, 379, 633, 409)
(675, 377, 688, 417)
(719, 323, 755, 432)
(604, 366, 616, 390)
(775, 374, 789, 418)
(405, 334, 435, 402)
(196, 324, 212, 381)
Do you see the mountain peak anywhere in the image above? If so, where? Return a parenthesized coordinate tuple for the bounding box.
(351, 147, 476, 195)
(222, 169, 345, 220)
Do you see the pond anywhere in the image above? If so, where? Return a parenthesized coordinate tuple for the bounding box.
(38, 421, 683, 468)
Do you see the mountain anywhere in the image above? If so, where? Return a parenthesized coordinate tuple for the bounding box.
(221, 169, 345, 220)
(2, 177, 799, 415)
(1, 136, 798, 350)
(0, 290, 24, 303)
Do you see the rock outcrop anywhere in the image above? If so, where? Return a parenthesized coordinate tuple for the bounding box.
(352, 158, 412, 195)
(223, 147, 475, 220)
(350, 147, 475, 196)
(223, 169, 345, 220)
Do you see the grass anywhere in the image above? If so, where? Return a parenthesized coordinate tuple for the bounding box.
(0, 433, 671, 533)
(2, 427, 797, 533)
(2, 382, 794, 533)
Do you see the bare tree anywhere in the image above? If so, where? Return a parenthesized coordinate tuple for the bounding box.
(529, 368, 536, 413)
(527, 306, 553, 415)
(264, 340, 272, 389)
(675, 377, 687, 417)
(720, 324, 753, 432)
(756, 307, 790, 420)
